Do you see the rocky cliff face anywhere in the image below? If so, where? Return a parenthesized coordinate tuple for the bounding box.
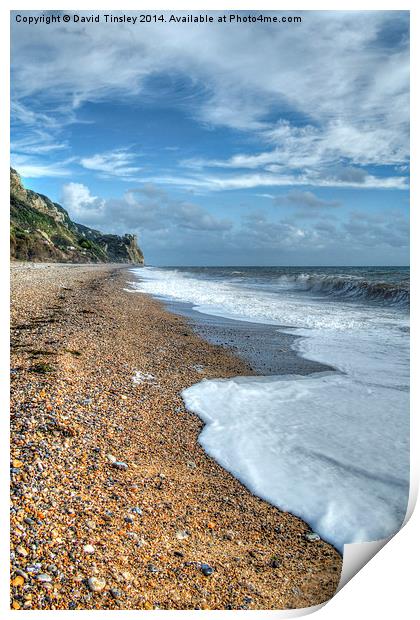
(10, 168, 144, 264)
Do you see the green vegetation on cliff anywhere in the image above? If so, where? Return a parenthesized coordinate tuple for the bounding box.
(10, 168, 144, 264)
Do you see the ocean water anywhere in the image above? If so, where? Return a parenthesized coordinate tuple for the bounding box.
(130, 266, 410, 552)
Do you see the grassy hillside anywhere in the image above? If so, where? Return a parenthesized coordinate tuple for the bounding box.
(10, 168, 144, 264)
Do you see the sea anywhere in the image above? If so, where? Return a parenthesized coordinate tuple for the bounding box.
(129, 266, 410, 552)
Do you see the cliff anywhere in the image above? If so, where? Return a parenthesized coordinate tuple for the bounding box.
(10, 168, 144, 264)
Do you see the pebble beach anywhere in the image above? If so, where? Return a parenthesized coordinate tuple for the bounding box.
(10, 263, 342, 610)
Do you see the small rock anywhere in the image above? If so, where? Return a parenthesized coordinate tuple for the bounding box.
(88, 576, 106, 592)
(124, 517, 134, 524)
(187, 461, 197, 469)
(16, 545, 28, 557)
(200, 563, 214, 577)
(83, 544, 95, 554)
(176, 529, 189, 540)
(132, 507, 143, 515)
(37, 574, 52, 583)
(147, 564, 158, 573)
(110, 587, 121, 599)
(305, 532, 321, 542)
(224, 530, 235, 540)
(269, 556, 282, 568)
(12, 575, 25, 587)
(112, 461, 128, 470)
(106, 454, 116, 463)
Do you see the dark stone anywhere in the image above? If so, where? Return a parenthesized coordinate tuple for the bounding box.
(200, 563, 214, 577)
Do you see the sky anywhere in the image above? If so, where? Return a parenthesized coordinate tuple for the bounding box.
(10, 10, 409, 266)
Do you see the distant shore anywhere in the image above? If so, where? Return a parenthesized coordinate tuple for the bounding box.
(10, 263, 341, 610)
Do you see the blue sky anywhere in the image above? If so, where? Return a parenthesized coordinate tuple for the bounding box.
(11, 10, 409, 265)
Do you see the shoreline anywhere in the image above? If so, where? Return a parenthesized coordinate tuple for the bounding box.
(10, 263, 342, 610)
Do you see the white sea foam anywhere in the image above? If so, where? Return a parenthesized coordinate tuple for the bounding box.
(132, 370, 156, 384)
(130, 266, 409, 551)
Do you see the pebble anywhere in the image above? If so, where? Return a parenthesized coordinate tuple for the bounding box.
(269, 556, 282, 568)
(15, 569, 29, 580)
(106, 454, 116, 463)
(112, 461, 128, 470)
(12, 575, 25, 586)
(132, 506, 143, 515)
(200, 563, 214, 577)
(110, 587, 121, 599)
(88, 576, 106, 592)
(37, 573, 52, 583)
(305, 532, 321, 542)
(83, 544, 95, 554)
(176, 529, 189, 540)
(16, 545, 28, 557)
(124, 516, 134, 524)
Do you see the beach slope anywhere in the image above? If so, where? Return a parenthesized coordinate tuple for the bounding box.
(10, 263, 341, 610)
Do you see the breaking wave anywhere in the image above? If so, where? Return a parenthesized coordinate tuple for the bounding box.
(278, 273, 409, 306)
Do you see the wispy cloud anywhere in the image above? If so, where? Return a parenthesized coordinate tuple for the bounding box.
(274, 190, 340, 209)
(140, 171, 408, 191)
(11, 154, 75, 178)
(180, 118, 408, 190)
(80, 148, 142, 179)
(11, 10, 409, 188)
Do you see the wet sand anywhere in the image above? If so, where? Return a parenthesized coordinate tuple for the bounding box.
(10, 263, 342, 610)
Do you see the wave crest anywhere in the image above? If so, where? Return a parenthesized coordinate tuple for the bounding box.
(279, 273, 409, 306)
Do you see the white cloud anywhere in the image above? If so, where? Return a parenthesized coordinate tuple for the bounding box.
(181, 118, 408, 187)
(11, 11, 409, 187)
(140, 170, 408, 191)
(80, 148, 142, 178)
(61, 182, 105, 218)
(61, 182, 232, 233)
(58, 181, 408, 265)
(11, 154, 74, 178)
